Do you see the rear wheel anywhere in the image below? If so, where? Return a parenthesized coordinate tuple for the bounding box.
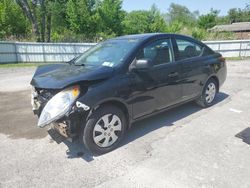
(196, 78, 218, 108)
(81, 105, 126, 155)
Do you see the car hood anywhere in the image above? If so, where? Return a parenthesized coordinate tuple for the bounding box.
(30, 63, 114, 89)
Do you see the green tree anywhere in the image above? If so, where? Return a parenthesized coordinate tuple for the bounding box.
(97, 0, 125, 36)
(66, 0, 80, 32)
(148, 4, 167, 32)
(228, 8, 242, 23)
(166, 3, 198, 26)
(198, 9, 219, 29)
(122, 10, 150, 34)
(16, 0, 59, 42)
(0, 0, 30, 39)
(191, 27, 206, 40)
(122, 5, 166, 34)
(49, 1, 69, 41)
(2, 0, 248, 42)
(228, 7, 250, 23)
(66, 0, 100, 40)
(165, 21, 183, 33)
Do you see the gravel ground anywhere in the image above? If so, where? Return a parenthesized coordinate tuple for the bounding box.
(0, 60, 250, 188)
(0, 67, 35, 92)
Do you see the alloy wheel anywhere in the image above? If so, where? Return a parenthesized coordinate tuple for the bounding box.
(92, 114, 122, 148)
(205, 82, 216, 103)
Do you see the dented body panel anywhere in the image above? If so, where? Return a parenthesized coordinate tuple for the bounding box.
(31, 64, 114, 89)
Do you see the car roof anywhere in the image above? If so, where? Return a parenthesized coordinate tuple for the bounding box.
(108, 33, 208, 49)
(112, 33, 193, 41)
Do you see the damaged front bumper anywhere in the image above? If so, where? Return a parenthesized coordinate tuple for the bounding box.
(31, 87, 40, 115)
(31, 86, 90, 140)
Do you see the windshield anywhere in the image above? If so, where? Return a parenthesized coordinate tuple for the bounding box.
(74, 39, 139, 67)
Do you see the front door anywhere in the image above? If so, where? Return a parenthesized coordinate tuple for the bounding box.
(129, 38, 182, 119)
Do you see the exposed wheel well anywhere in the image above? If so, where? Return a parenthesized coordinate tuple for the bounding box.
(97, 100, 130, 129)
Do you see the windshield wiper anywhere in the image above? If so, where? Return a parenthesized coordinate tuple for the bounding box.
(75, 63, 85, 66)
(67, 56, 80, 65)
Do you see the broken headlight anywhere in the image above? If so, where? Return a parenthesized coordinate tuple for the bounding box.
(38, 86, 80, 128)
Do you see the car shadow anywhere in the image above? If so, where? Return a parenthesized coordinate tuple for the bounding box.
(122, 92, 229, 147)
(64, 140, 95, 162)
(63, 92, 229, 161)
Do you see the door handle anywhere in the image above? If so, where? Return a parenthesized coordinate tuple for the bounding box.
(168, 72, 178, 78)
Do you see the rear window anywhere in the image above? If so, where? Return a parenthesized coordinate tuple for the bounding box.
(175, 39, 203, 60)
(202, 46, 215, 56)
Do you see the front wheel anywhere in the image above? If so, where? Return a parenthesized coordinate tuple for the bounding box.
(196, 78, 218, 108)
(81, 105, 126, 155)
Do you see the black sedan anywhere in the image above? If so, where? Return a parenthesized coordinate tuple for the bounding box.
(30, 33, 227, 155)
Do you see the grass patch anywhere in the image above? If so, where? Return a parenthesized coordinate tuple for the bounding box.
(226, 57, 250, 61)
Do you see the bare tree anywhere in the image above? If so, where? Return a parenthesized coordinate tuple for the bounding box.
(16, 0, 52, 42)
(16, 0, 41, 41)
(46, 11, 52, 42)
(40, 0, 46, 42)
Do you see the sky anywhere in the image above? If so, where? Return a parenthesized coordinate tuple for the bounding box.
(122, 0, 250, 16)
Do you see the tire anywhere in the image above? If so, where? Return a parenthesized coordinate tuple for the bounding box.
(81, 105, 126, 155)
(196, 78, 218, 108)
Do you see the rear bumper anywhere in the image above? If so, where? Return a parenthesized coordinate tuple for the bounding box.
(218, 64, 227, 88)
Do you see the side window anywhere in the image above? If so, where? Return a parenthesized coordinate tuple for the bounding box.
(136, 39, 173, 66)
(175, 39, 203, 60)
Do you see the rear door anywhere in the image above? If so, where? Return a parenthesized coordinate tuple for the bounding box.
(172, 37, 207, 101)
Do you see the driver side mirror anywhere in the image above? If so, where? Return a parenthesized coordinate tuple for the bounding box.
(132, 59, 153, 70)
